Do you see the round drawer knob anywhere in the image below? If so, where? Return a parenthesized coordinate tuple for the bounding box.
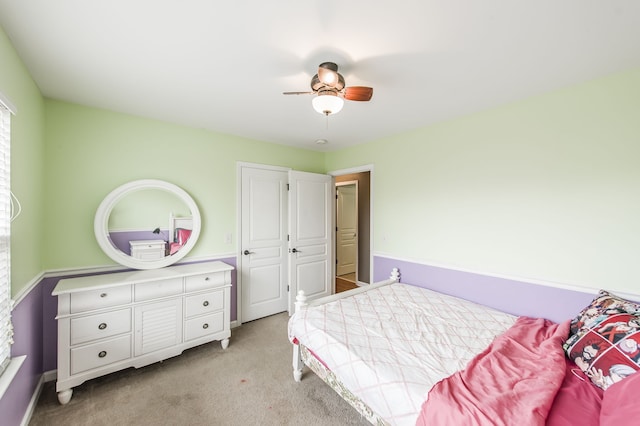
(98, 323, 107, 330)
(100, 293, 107, 298)
(203, 301, 209, 307)
(98, 351, 107, 358)
(205, 277, 210, 281)
(202, 323, 209, 329)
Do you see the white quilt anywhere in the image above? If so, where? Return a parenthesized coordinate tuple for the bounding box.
(288, 283, 517, 426)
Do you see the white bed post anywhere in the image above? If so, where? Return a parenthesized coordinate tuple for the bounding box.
(291, 268, 399, 382)
(292, 290, 308, 382)
(390, 267, 400, 282)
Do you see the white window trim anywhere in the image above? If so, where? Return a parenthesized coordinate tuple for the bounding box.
(0, 93, 17, 115)
(0, 95, 18, 389)
(0, 355, 25, 399)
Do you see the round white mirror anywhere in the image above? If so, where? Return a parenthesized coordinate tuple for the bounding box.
(94, 179, 202, 270)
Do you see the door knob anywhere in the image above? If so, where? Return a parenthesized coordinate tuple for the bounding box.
(291, 248, 300, 253)
(243, 249, 254, 255)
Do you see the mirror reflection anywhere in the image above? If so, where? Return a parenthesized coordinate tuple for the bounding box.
(107, 188, 193, 259)
(94, 179, 201, 270)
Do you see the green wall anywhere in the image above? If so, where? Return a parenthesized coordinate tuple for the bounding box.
(2, 20, 324, 296)
(43, 100, 324, 269)
(0, 25, 46, 298)
(326, 68, 640, 294)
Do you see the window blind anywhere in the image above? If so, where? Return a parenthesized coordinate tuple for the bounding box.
(0, 103, 12, 375)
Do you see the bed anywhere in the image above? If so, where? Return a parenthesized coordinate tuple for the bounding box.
(288, 268, 640, 425)
(168, 213, 193, 255)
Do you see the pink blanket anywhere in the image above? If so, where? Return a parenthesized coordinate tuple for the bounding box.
(417, 317, 570, 426)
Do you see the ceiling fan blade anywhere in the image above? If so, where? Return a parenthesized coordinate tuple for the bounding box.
(343, 86, 373, 101)
(283, 91, 314, 95)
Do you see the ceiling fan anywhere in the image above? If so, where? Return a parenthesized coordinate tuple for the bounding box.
(283, 62, 373, 116)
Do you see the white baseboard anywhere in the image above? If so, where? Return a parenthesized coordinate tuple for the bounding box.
(43, 369, 57, 383)
(20, 373, 45, 426)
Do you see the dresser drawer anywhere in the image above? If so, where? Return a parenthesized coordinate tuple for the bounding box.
(70, 309, 131, 346)
(134, 278, 182, 302)
(70, 335, 131, 375)
(131, 249, 165, 261)
(185, 290, 224, 318)
(130, 240, 166, 260)
(70, 286, 131, 314)
(185, 272, 228, 292)
(184, 311, 224, 341)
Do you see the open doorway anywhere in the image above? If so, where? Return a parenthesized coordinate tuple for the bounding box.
(334, 171, 371, 293)
(336, 181, 358, 292)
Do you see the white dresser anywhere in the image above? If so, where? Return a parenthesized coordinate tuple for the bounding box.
(129, 239, 167, 260)
(52, 261, 234, 405)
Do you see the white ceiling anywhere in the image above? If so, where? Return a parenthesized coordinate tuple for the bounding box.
(1, 1, 639, 152)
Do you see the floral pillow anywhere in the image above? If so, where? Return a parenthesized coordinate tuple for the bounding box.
(564, 291, 640, 390)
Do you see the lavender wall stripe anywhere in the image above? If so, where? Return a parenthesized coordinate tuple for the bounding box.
(0, 282, 44, 426)
(374, 255, 599, 323)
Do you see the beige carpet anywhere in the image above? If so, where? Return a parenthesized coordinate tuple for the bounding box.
(30, 312, 370, 426)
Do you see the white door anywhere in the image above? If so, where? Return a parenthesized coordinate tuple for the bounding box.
(288, 171, 333, 313)
(240, 166, 288, 322)
(336, 182, 357, 277)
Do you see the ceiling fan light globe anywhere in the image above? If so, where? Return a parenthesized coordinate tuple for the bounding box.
(312, 95, 344, 115)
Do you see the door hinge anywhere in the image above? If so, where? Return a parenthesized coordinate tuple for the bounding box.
(287, 234, 290, 241)
(287, 285, 290, 292)
(287, 183, 290, 191)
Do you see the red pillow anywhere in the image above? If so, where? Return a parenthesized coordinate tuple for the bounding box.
(546, 358, 603, 426)
(176, 228, 192, 245)
(600, 367, 640, 425)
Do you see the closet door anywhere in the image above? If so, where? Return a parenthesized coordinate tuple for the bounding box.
(239, 166, 289, 323)
(288, 171, 333, 312)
